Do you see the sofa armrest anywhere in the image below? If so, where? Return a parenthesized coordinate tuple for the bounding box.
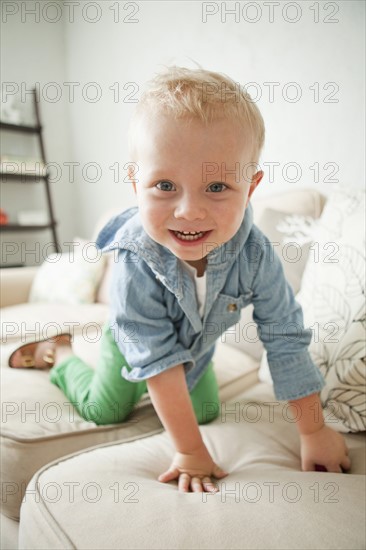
(0, 267, 39, 308)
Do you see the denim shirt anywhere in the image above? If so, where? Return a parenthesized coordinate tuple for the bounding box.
(96, 202, 325, 401)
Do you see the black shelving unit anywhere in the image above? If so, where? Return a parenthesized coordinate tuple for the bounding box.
(0, 88, 60, 266)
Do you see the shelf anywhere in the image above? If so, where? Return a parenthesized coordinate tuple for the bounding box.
(0, 222, 56, 232)
(0, 263, 26, 269)
(0, 121, 42, 133)
(1, 88, 60, 257)
(1, 172, 48, 182)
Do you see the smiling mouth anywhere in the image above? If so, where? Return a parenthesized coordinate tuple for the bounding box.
(172, 230, 208, 241)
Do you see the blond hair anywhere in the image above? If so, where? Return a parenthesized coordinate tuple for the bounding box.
(128, 66, 265, 164)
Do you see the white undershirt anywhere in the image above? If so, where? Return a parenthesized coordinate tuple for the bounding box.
(180, 260, 207, 318)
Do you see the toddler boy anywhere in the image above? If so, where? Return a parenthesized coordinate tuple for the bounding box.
(94, 66, 350, 492)
(13, 66, 349, 493)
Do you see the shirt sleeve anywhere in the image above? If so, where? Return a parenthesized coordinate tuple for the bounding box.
(250, 232, 325, 401)
(108, 250, 195, 384)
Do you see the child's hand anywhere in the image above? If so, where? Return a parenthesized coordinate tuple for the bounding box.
(300, 425, 351, 473)
(158, 443, 228, 493)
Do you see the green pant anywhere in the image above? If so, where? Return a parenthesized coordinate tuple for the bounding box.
(50, 322, 220, 426)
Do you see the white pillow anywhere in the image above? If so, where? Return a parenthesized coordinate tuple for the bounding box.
(259, 185, 366, 433)
(29, 238, 106, 305)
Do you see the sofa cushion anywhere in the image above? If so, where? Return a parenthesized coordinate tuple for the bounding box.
(0, 337, 258, 520)
(18, 383, 366, 550)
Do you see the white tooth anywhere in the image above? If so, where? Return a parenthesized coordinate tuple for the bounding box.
(173, 230, 205, 241)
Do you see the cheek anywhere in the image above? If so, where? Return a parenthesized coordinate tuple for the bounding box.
(139, 201, 167, 229)
(221, 206, 246, 236)
(216, 202, 245, 222)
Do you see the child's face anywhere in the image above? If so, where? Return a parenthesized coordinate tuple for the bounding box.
(129, 113, 263, 270)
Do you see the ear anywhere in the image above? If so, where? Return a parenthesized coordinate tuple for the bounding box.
(246, 170, 264, 207)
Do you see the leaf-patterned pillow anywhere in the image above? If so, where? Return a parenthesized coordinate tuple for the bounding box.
(296, 185, 366, 432)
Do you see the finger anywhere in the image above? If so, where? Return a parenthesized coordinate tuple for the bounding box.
(191, 476, 204, 493)
(315, 463, 347, 474)
(341, 456, 351, 472)
(212, 464, 229, 479)
(201, 476, 219, 493)
(326, 464, 343, 474)
(158, 468, 180, 483)
(178, 473, 191, 492)
(302, 459, 316, 472)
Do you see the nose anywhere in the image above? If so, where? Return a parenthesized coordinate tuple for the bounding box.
(174, 193, 207, 221)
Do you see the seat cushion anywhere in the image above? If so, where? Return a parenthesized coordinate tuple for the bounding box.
(18, 383, 366, 550)
(0, 336, 258, 520)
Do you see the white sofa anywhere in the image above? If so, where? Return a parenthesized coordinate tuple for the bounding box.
(1, 188, 365, 550)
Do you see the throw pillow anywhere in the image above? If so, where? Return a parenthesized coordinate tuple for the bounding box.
(29, 238, 107, 305)
(260, 185, 366, 433)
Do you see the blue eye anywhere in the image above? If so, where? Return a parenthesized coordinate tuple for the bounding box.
(156, 181, 175, 191)
(208, 182, 227, 193)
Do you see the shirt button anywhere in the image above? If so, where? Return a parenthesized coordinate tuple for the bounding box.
(227, 303, 237, 312)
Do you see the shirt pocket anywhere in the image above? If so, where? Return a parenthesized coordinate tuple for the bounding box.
(205, 291, 253, 343)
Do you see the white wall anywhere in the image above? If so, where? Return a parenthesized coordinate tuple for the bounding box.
(1, 1, 77, 266)
(1, 0, 365, 257)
